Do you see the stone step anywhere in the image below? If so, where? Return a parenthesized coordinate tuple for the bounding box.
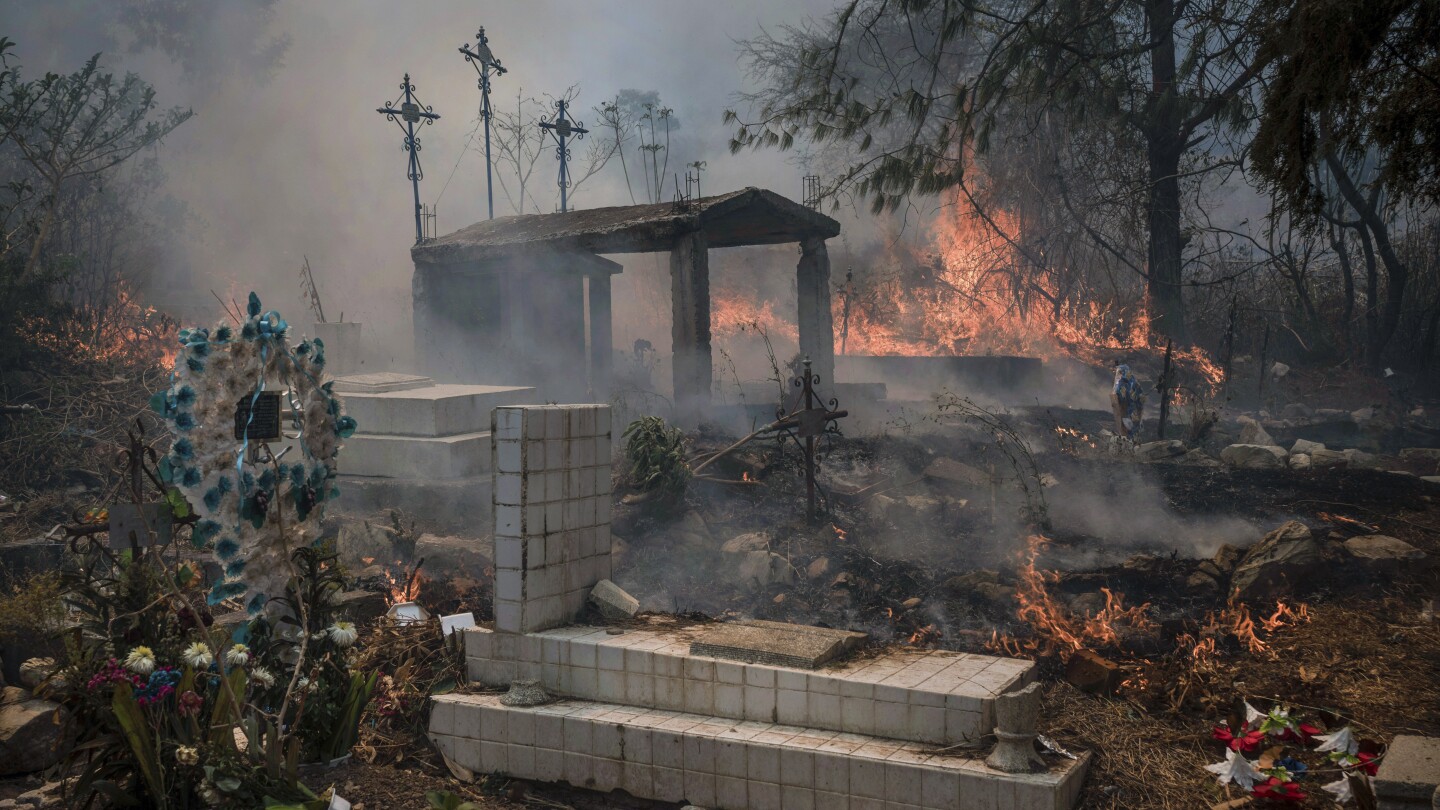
(430, 692, 1088, 810)
(339, 383, 535, 438)
(464, 625, 1035, 746)
(343, 430, 491, 479)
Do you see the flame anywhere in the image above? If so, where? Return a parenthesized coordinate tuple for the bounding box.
(382, 562, 423, 606)
(1054, 425, 1097, 452)
(741, 471, 752, 483)
(711, 296, 799, 343)
(1317, 512, 1380, 533)
(22, 279, 178, 368)
(989, 535, 1155, 660)
(832, 524, 847, 542)
(907, 624, 941, 646)
(1260, 601, 1310, 633)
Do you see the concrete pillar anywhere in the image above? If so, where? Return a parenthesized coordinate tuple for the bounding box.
(797, 235, 836, 387)
(588, 274, 613, 399)
(669, 230, 711, 422)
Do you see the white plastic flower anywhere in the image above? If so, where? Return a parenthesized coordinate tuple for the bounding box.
(1323, 776, 1355, 803)
(327, 621, 358, 648)
(124, 646, 156, 675)
(225, 643, 250, 667)
(1315, 725, 1360, 756)
(183, 642, 214, 669)
(176, 745, 199, 766)
(250, 667, 276, 688)
(295, 676, 311, 693)
(1205, 749, 1264, 790)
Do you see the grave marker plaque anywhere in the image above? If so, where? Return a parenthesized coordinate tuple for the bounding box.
(234, 392, 282, 441)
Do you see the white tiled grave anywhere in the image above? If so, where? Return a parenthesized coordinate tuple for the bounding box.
(427, 403, 1090, 809)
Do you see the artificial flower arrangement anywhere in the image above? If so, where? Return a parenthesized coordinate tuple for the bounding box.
(1206, 701, 1383, 806)
(47, 294, 373, 809)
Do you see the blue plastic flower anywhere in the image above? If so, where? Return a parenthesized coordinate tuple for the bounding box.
(172, 437, 194, 459)
(335, 415, 357, 438)
(189, 341, 209, 358)
(186, 357, 204, 373)
(175, 386, 196, 407)
(181, 467, 202, 487)
(225, 559, 247, 578)
(216, 475, 233, 494)
(247, 292, 262, 318)
(174, 412, 194, 430)
(203, 488, 222, 511)
(214, 325, 232, 342)
(215, 538, 239, 559)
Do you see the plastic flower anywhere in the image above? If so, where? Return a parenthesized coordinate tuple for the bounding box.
(176, 745, 199, 766)
(225, 644, 250, 667)
(250, 667, 276, 688)
(1251, 776, 1305, 803)
(124, 646, 156, 675)
(178, 690, 203, 717)
(1212, 724, 1266, 753)
(182, 642, 214, 669)
(327, 621, 358, 648)
(1205, 749, 1265, 790)
(1315, 725, 1360, 756)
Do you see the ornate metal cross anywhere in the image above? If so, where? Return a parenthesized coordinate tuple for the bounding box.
(774, 357, 848, 519)
(538, 98, 587, 213)
(460, 27, 505, 221)
(376, 73, 441, 243)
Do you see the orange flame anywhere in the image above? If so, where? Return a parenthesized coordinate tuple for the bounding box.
(22, 280, 178, 368)
(382, 562, 423, 606)
(832, 524, 847, 542)
(990, 535, 1155, 660)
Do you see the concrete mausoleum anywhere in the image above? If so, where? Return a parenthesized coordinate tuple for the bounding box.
(428, 403, 1091, 809)
(410, 187, 842, 420)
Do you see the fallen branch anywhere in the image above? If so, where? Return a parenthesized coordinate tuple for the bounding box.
(689, 418, 786, 475)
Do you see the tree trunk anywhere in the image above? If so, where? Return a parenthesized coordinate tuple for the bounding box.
(1143, 0, 1189, 344)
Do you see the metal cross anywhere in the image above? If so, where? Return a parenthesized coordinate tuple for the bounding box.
(460, 27, 505, 221)
(774, 357, 848, 519)
(376, 73, 441, 244)
(538, 98, 588, 213)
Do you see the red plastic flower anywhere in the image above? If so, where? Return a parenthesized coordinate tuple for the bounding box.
(1252, 776, 1306, 803)
(1213, 725, 1267, 752)
(178, 689, 203, 717)
(1355, 752, 1379, 776)
(1280, 723, 1322, 744)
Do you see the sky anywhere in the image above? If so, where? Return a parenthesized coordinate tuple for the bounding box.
(2, 0, 845, 361)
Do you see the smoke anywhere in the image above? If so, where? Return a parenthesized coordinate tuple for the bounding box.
(1, 0, 842, 367)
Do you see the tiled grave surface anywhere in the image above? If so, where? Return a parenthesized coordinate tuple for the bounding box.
(464, 624, 1034, 745)
(492, 405, 613, 634)
(432, 692, 1089, 810)
(691, 619, 867, 668)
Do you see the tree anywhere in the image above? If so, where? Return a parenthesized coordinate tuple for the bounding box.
(727, 0, 1273, 343)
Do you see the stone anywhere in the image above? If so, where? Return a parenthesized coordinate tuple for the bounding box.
(1180, 448, 1221, 467)
(334, 590, 389, 624)
(414, 533, 493, 581)
(806, 557, 830, 579)
(1310, 448, 1350, 469)
(610, 534, 628, 569)
(336, 519, 407, 569)
(900, 494, 943, 523)
(1213, 544, 1243, 573)
(972, 582, 1015, 608)
(1373, 735, 1440, 807)
(1220, 444, 1288, 469)
(985, 681, 1045, 773)
(1069, 591, 1106, 617)
(1230, 521, 1322, 601)
(1237, 416, 1275, 447)
(688, 619, 866, 669)
(1135, 440, 1186, 462)
(1292, 438, 1326, 455)
(922, 457, 991, 488)
(589, 579, 640, 621)
(1344, 448, 1382, 469)
(1289, 453, 1311, 470)
(1352, 406, 1376, 423)
(1197, 560, 1224, 579)
(674, 511, 714, 548)
(1400, 448, 1440, 462)
(499, 679, 552, 707)
(720, 532, 770, 554)
(1122, 554, 1165, 575)
(1344, 535, 1426, 565)
(17, 659, 54, 691)
(1065, 649, 1123, 695)
(1185, 571, 1220, 596)
(1282, 403, 1313, 419)
(734, 551, 794, 587)
(0, 686, 66, 776)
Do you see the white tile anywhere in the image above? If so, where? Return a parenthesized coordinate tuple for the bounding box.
(782, 785, 816, 810)
(683, 731, 717, 774)
(884, 761, 923, 804)
(875, 701, 907, 739)
(684, 771, 717, 807)
(593, 722, 622, 759)
(494, 601, 521, 634)
(625, 672, 655, 706)
(684, 680, 715, 716)
(496, 441, 522, 474)
(624, 647, 653, 676)
(749, 743, 782, 783)
(781, 747, 815, 788)
(598, 670, 625, 703)
(745, 685, 778, 722)
(523, 440, 544, 470)
(777, 689, 808, 726)
(656, 677, 685, 711)
(850, 758, 887, 800)
(715, 683, 744, 718)
(493, 536, 523, 570)
(715, 739, 748, 778)
(506, 743, 534, 777)
(544, 502, 563, 533)
(464, 629, 493, 660)
(750, 779, 782, 810)
(842, 697, 875, 735)
(508, 710, 535, 746)
(621, 762, 653, 797)
(598, 643, 625, 671)
(652, 730, 685, 769)
(533, 746, 563, 782)
(571, 666, 598, 697)
(716, 661, 745, 685)
(909, 705, 945, 744)
(478, 740, 507, 773)
(716, 775, 749, 808)
(653, 765, 685, 802)
(920, 767, 961, 810)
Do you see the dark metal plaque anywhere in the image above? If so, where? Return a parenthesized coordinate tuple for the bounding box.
(234, 392, 282, 441)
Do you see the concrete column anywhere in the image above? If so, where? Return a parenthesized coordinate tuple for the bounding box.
(669, 230, 711, 422)
(797, 235, 836, 387)
(588, 274, 613, 400)
(411, 265, 439, 378)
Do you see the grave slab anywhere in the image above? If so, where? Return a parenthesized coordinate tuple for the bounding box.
(1375, 735, 1440, 808)
(689, 619, 867, 669)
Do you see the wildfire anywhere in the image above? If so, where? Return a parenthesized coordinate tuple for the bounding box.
(1260, 601, 1310, 633)
(1317, 512, 1380, 533)
(711, 295, 799, 343)
(22, 280, 178, 369)
(382, 562, 424, 606)
(907, 624, 941, 646)
(990, 535, 1155, 660)
(1054, 425, 1097, 452)
(832, 524, 847, 542)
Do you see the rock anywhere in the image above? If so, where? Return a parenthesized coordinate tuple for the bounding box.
(1213, 544, 1243, 573)
(1270, 361, 1291, 379)
(900, 494, 943, 523)
(610, 534, 628, 569)
(589, 580, 640, 621)
(867, 493, 897, 522)
(1424, 476, 1440, 486)
(1069, 591, 1106, 617)
(1180, 448, 1221, 467)
(1196, 560, 1224, 579)
(1185, 571, 1220, 596)
(1343, 448, 1381, 469)
(1122, 554, 1165, 575)
(674, 511, 714, 548)
(1135, 440, 1186, 462)
(414, 533, 493, 581)
(1310, 448, 1349, 469)
(336, 520, 406, 570)
(17, 659, 54, 691)
(14, 783, 60, 808)
(720, 532, 770, 554)
(1237, 416, 1275, 447)
(1220, 444, 1288, 469)
(1291, 438, 1326, 455)
(1065, 649, 1123, 695)
(0, 686, 66, 776)
(1289, 453, 1311, 470)
(972, 582, 1014, 608)
(734, 551, 794, 587)
(806, 557, 830, 579)
(1344, 535, 1426, 565)
(1281, 403, 1313, 419)
(1400, 448, 1440, 462)
(1352, 406, 1376, 423)
(1230, 521, 1322, 601)
(1372, 735, 1440, 807)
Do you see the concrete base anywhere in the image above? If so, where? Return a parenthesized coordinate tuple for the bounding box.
(334, 475, 491, 532)
(431, 692, 1089, 810)
(343, 429, 493, 478)
(338, 382, 535, 438)
(1376, 735, 1440, 809)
